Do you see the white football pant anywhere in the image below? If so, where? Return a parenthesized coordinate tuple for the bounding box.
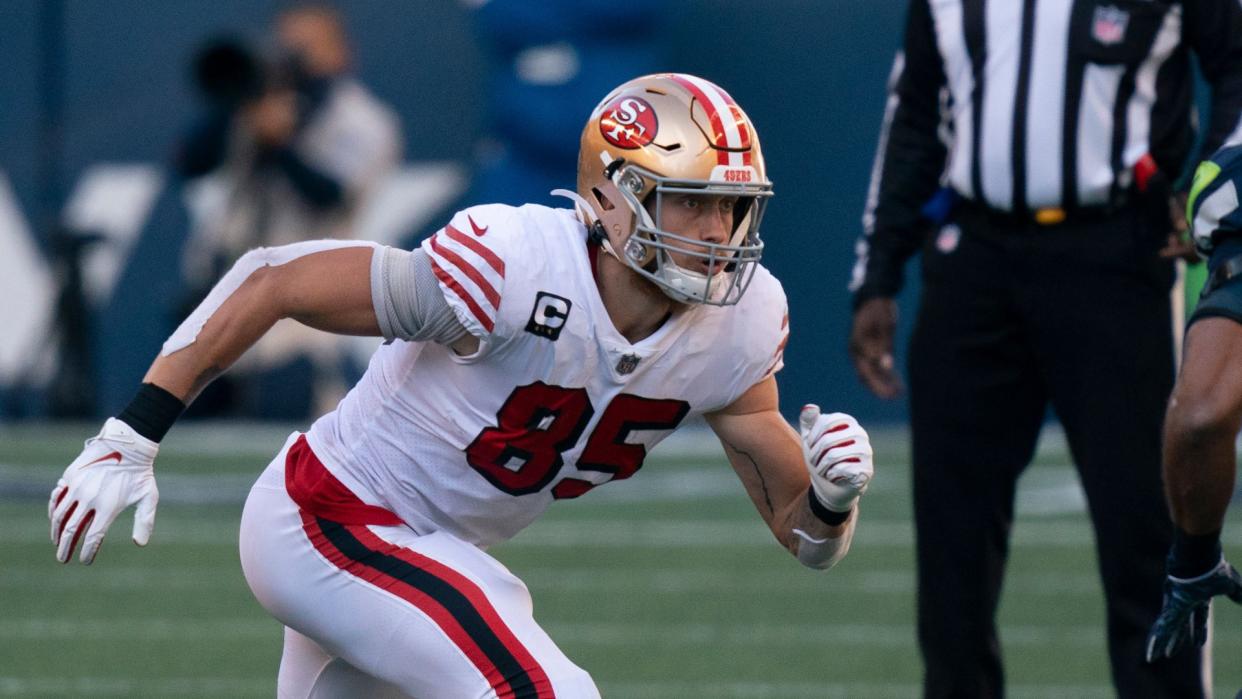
(239, 436, 600, 699)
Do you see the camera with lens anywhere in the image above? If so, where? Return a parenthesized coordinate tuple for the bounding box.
(192, 36, 312, 110)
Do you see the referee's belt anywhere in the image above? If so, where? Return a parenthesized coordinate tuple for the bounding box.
(957, 197, 1125, 227)
(1204, 253, 1242, 296)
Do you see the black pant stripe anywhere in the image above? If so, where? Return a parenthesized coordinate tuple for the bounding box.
(316, 517, 543, 699)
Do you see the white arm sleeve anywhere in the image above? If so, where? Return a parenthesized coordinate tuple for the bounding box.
(162, 240, 379, 356)
(370, 246, 467, 344)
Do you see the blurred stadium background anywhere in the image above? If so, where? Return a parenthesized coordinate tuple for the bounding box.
(2, 1, 1239, 697)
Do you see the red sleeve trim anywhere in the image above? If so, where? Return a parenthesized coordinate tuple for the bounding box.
(430, 234, 501, 308)
(445, 224, 506, 277)
(430, 257, 496, 333)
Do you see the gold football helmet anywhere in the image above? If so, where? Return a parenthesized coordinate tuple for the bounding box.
(566, 73, 772, 305)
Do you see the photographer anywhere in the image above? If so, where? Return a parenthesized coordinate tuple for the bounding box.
(176, 5, 402, 418)
(179, 6, 400, 256)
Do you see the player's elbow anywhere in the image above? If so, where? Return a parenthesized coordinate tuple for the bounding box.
(226, 247, 291, 317)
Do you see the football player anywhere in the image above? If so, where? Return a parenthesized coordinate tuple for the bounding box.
(48, 74, 874, 698)
(1146, 144, 1242, 663)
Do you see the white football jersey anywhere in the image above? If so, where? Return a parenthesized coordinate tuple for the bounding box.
(304, 203, 789, 547)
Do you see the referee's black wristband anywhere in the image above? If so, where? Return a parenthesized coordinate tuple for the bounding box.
(807, 489, 851, 527)
(117, 383, 186, 443)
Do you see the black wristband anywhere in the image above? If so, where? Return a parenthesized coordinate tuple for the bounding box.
(807, 489, 851, 527)
(1169, 528, 1223, 578)
(117, 383, 186, 443)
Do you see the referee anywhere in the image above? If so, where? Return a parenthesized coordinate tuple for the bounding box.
(849, 1, 1242, 697)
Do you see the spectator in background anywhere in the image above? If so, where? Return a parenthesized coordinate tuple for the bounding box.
(849, 0, 1242, 696)
(176, 4, 402, 417)
(467, 0, 663, 207)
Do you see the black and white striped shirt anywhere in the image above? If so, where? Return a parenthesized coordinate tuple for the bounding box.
(852, 0, 1242, 303)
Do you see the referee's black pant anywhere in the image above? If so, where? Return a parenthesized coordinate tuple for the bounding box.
(908, 200, 1203, 698)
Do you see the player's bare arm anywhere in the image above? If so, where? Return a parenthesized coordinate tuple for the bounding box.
(49, 243, 381, 563)
(148, 246, 378, 402)
(706, 376, 873, 570)
(49, 239, 480, 564)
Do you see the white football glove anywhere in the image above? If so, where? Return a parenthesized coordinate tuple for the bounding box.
(799, 405, 873, 513)
(48, 417, 160, 564)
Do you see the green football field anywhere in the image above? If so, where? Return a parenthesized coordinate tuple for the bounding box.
(2, 421, 1240, 698)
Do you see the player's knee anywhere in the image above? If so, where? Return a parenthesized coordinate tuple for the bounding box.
(294, 657, 407, 699)
(1167, 393, 1242, 446)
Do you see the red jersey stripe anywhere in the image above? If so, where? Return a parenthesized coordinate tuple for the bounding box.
(445, 224, 506, 277)
(764, 354, 784, 378)
(430, 257, 495, 333)
(773, 332, 790, 358)
(430, 234, 501, 308)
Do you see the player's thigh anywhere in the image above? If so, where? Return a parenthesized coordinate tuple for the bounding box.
(1172, 315, 1242, 428)
(239, 477, 596, 699)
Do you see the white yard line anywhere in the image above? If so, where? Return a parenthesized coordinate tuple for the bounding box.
(0, 618, 277, 640)
(6, 517, 1242, 548)
(0, 677, 272, 697)
(0, 677, 1113, 699)
(7, 616, 1230, 650)
(596, 682, 1113, 699)
(0, 566, 1105, 597)
(2, 464, 1081, 506)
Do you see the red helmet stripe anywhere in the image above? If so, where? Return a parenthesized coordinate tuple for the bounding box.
(667, 74, 752, 167)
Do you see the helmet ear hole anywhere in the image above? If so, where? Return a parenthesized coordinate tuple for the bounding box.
(732, 197, 753, 234)
(591, 187, 616, 212)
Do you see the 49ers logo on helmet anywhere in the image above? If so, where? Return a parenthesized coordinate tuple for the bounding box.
(599, 97, 658, 149)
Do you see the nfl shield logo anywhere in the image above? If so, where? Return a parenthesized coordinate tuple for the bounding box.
(935, 224, 961, 254)
(616, 353, 641, 375)
(1092, 5, 1129, 45)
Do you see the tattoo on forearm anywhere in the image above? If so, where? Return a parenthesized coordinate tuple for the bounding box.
(724, 439, 774, 515)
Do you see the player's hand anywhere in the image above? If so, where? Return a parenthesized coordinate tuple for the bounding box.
(1158, 232, 1199, 261)
(849, 297, 902, 399)
(799, 405, 873, 513)
(48, 418, 160, 565)
(1157, 191, 1200, 262)
(1145, 557, 1242, 662)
